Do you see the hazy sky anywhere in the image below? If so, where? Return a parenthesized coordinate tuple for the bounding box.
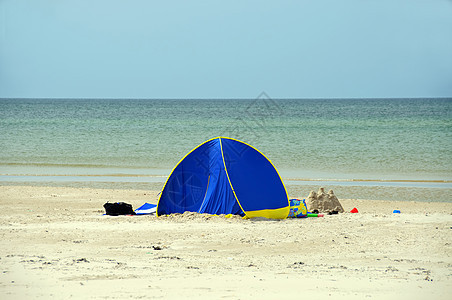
(1, 0, 451, 99)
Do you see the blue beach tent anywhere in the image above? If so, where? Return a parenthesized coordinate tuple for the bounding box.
(156, 137, 290, 219)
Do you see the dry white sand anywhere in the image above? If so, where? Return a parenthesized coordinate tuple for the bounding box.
(0, 185, 451, 299)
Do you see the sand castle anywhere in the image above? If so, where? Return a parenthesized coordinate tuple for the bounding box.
(306, 187, 345, 213)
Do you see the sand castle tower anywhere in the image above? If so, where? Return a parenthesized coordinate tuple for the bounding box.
(306, 187, 344, 213)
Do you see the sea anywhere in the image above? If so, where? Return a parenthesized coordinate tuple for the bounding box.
(1, 97, 451, 202)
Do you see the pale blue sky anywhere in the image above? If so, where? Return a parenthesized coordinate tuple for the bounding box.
(1, 0, 451, 98)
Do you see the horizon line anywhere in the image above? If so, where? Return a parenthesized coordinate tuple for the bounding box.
(1, 96, 451, 101)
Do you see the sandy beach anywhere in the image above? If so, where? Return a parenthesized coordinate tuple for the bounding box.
(0, 185, 451, 299)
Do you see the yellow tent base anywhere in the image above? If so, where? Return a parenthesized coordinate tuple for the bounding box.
(242, 206, 289, 219)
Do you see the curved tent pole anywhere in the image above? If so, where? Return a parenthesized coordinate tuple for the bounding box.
(219, 137, 248, 217)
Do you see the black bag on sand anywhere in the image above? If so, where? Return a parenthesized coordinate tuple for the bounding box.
(103, 202, 136, 216)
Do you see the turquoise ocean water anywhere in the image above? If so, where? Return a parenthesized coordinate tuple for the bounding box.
(1, 97, 451, 201)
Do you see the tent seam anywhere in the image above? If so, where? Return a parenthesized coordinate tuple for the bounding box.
(219, 137, 247, 217)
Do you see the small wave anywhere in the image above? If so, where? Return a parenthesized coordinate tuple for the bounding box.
(0, 173, 167, 178)
(284, 178, 452, 183)
(0, 162, 115, 168)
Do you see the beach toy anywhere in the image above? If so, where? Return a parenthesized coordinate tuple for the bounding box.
(135, 203, 157, 215)
(288, 199, 308, 218)
(350, 207, 358, 213)
(393, 210, 401, 214)
(307, 213, 324, 217)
